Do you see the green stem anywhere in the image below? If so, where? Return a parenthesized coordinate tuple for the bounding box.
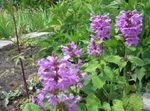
(108, 81, 113, 103)
(108, 77, 113, 103)
(123, 44, 128, 96)
(123, 44, 127, 78)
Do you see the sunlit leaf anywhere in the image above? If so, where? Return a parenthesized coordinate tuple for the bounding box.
(86, 94, 101, 111)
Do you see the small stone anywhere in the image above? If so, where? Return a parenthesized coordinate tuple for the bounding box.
(11, 32, 52, 41)
(143, 93, 150, 111)
(0, 40, 13, 49)
(23, 32, 51, 39)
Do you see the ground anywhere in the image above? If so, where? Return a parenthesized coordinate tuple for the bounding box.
(0, 44, 39, 111)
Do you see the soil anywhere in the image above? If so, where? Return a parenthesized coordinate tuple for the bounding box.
(0, 44, 39, 111)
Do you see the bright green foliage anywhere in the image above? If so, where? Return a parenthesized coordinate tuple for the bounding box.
(105, 55, 127, 68)
(23, 103, 41, 111)
(86, 94, 101, 111)
(92, 75, 104, 89)
(76, 103, 86, 111)
(112, 100, 125, 111)
(103, 66, 113, 80)
(128, 56, 145, 67)
(102, 102, 111, 111)
(123, 94, 142, 111)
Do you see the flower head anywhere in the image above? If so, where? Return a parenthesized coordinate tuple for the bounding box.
(33, 55, 83, 111)
(87, 38, 102, 56)
(115, 10, 142, 46)
(61, 42, 82, 60)
(87, 14, 110, 56)
(90, 15, 111, 40)
(47, 94, 58, 106)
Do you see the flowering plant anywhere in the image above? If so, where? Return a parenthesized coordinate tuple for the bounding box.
(32, 43, 86, 111)
(23, 8, 148, 111)
(115, 10, 142, 46)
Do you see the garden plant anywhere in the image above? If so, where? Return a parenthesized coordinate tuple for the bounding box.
(0, 0, 150, 111)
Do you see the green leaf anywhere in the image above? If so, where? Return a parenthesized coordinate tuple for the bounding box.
(81, 83, 95, 94)
(128, 56, 144, 66)
(102, 102, 111, 111)
(77, 103, 86, 111)
(86, 94, 101, 111)
(127, 46, 136, 51)
(95, 40, 103, 44)
(103, 66, 113, 80)
(92, 75, 104, 89)
(132, 68, 146, 81)
(114, 35, 122, 41)
(104, 39, 118, 47)
(84, 60, 100, 73)
(116, 77, 126, 85)
(105, 55, 126, 68)
(23, 103, 41, 111)
(112, 100, 125, 111)
(123, 94, 142, 111)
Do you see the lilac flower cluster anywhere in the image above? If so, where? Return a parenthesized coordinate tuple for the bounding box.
(90, 15, 111, 40)
(61, 42, 82, 60)
(87, 37, 101, 55)
(115, 10, 142, 46)
(87, 15, 111, 55)
(33, 43, 85, 111)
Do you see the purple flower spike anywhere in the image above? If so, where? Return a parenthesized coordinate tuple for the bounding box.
(87, 38, 101, 56)
(66, 104, 76, 111)
(47, 94, 58, 106)
(33, 55, 84, 110)
(61, 42, 82, 60)
(87, 14, 111, 56)
(90, 15, 111, 40)
(115, 10, 142, 46)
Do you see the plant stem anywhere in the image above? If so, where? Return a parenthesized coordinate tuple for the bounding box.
(123, 44, 127, 78)
(108, 77, 113, 103)
(123, 44, 128, 96)
(11, 7, 29, 98)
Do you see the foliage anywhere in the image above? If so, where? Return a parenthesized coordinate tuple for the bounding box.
(0, 0, 59, 8)
(23, 103, 41, 111)
(1, 86, 22, 106)
(0, 8, 53, 39)
(123, 94, 142, 111)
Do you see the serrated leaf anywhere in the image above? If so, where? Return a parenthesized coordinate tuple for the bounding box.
(104, 39, 118, 47)
(81, 83, 95, 94)
(105, 55, 126, 68)
(123, 94, 142, 111)
(133, 68, 146, 81)
(102, 102, 111, 111)
(127, 46, 137, 52)
(84, 60, 100, 73)
(23, 103, 41, 111)
(103, 66, 113, 80)
(92, 75, 104, 89)
(128, 56, 144, 66)
(77, 103, 86, 111)
(86, 94, 101, 111)
(112, 100, 125, 111)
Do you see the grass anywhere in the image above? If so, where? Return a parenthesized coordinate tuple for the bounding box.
(0, 9, 13, 39)
(0, 0, 150, 40)
(0, 7, 52, 39)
